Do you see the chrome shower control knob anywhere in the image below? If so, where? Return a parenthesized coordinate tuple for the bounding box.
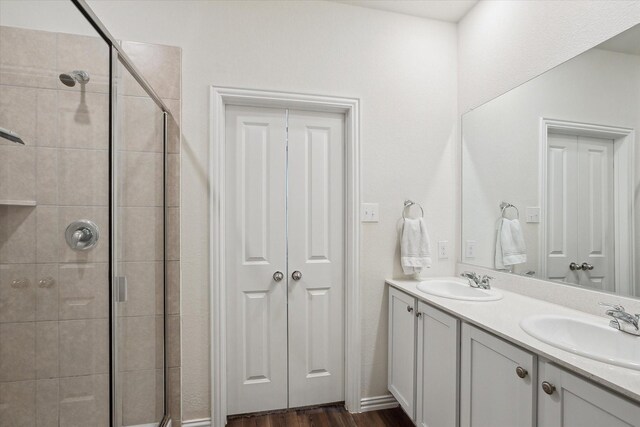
(569, 262, 580, 271)
(273, 271, 284, 282)
(581, 262, 594, 271)
(516, 366, 528, 378)
(542, 381, 556, 395)
(65, 220, 99, 251)
(292, 271, 302, 281)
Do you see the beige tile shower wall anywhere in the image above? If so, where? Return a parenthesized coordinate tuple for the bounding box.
(119, 40, 182, 427)
(0, 26, 182, 427)
(0, 26, 111, 427)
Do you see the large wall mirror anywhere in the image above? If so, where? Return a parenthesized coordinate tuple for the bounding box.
(461, 24, 640, 298)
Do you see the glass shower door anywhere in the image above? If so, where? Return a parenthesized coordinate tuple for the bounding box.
(0, 8, 112, 426)
(112, 53, 166, 427)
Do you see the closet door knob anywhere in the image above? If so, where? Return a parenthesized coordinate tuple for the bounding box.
(581, 263, 594, 271)
(516, 366, 528, 378)
(292, 271, 302, 281)
(273, 271, 284, 282)
(542, 381, 556, 395)
(569, 262, 580, 271)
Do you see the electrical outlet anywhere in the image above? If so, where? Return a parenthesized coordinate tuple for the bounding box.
(360, 203, 379, 222)
(438, 241, 449, 259)
(465, 240, 477, 259)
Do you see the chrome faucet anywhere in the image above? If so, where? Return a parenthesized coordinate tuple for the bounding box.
(600, 302, 640, 336)
(461, 272, 493, 289)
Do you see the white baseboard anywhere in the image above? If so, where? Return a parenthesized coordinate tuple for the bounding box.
(182, 419, 211, 427)
(359, 394, 399, 412)
(182, 395, 398, 427)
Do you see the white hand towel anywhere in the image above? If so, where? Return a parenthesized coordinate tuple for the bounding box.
(401, 218, 432, 276)
(495, 218, 527, 270)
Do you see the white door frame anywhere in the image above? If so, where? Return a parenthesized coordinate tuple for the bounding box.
(209, 86, 361, 426)
(539, 118, 635, 295)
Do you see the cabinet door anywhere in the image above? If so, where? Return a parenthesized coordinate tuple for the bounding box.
(416, 302, 459, 427)
(461, 324, 536, 427)
(538, 361, 640, 427)
(388, 286, 417, 420)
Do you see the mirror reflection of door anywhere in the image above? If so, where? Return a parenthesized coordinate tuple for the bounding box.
(546, 132, 615, 290)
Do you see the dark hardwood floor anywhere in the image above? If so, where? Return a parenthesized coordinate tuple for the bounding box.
(227, 405, 414, 427)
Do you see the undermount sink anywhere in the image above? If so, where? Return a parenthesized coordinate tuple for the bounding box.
(520, 315, 640, 371)
(416, 278, 503, 301)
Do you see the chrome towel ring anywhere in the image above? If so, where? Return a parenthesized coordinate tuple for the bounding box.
(403, 200, 424, 219)
(500, 202, 519, 219)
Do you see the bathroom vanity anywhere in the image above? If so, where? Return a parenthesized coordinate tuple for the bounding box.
(386, 278, 640, 427)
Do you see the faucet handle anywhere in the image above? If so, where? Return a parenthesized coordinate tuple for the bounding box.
(599, 302, 625, 312)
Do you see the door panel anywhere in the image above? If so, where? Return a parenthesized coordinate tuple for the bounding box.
(577, 136, 614, 290)
(538, 361, 640, 427)
(546, 134, 579, 283)
(416, 302, 458, 427)
(287, 110, 345, 407)
(461, 324, 535, 427)
(388, 287, 417, 421)
(225, 105, 288, 415)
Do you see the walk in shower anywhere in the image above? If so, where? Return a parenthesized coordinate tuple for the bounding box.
(0, 1, 179, 426)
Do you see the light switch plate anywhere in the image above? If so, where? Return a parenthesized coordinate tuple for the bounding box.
(526, 207, 541, 223)
(438, 241, 449, 259)
(465, 240, 477, 259)
(361, 203, 379, 222)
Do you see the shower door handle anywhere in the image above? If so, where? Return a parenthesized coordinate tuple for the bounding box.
(115, 276, 128, 303)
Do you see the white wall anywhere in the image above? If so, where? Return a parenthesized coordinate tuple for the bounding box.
(78, 1, 458, 422)
(461, 48, 640, 283)
(458, 0, 640, 113)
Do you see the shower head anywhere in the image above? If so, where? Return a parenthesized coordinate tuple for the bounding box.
(0, 126, 25, 145)
(59, 70, 90, 87)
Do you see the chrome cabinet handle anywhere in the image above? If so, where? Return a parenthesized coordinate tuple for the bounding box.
(516, 366, 528, 378)
(416, 311, 422, 318)
(292, 271, 302, 281)
(581, 262, 594, 271)
(542, 381, 556, 395)
(569, 262, 580, 271)
(407, 306, 414, 313)
(273, 271, 284, 282)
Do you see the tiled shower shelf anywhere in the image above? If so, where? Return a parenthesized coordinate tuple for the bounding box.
(0, 199, 37, 206)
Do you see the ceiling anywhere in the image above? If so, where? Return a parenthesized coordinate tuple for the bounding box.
(332, 0, 479, 23)
(597, 24, 640, 56)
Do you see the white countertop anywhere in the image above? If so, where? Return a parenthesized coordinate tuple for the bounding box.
(386, 278, 640, 403)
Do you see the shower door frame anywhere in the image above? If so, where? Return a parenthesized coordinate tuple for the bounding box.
(71, 1, 173, 426)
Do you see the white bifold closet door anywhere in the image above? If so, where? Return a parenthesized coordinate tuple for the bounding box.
(225, 105, 344, 416)
(546, 133, 614, 290)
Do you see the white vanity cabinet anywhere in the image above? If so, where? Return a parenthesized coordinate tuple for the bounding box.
(538, 361, 640, 427)
(388, 286, 417, 420)
(460, 323, 536, 427)
(416, 301, 459, 427)
(388, 286, 459, 425)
